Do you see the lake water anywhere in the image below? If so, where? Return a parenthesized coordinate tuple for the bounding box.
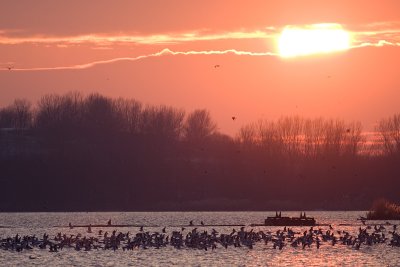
(0, 211, 399, 266)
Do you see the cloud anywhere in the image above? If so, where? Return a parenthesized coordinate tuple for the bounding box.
(349, 21, 400, 48)
(0, 29, 277, 46)
(2, 39, 399, 72)
(4, 48, 277, 71)
(1, 22, 400, 71)
(1, 23, 399, 50)
(350, 40, 400, 49)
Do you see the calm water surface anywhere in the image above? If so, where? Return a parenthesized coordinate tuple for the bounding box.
(0, 211, 399, 266)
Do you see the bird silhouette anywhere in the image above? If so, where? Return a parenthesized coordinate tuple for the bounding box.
(214, 64, 220, 68)
(232, 116, 236, 120)
(7, 66, 13, 71)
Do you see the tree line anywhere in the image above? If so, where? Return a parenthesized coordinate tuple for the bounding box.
(0, 92, 399, 211)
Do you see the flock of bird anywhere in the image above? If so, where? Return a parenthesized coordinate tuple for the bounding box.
(1, 222, 399, 253)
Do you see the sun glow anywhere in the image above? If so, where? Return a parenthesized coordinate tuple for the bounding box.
(278, 24, 351, 58)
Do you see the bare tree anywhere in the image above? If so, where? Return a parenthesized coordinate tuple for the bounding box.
(141, 105, 185, 140)
(184, 109, 217, 142)
(303, 118, 325, 158)
(11, 99, 32, 129)
(276, 116, 303, 156)
(113, 98, 142, 134)
(257, 120, 282, 155)
(0, 99, 32, 129)
(35, 94, 65, 131)
(343, 121, 364, 156)
(321, 119, 346, 156)
(77, 93, 119, 140)
(34, 92, 85, 137)
(237, 123, 257, 147)
(376, 113, 400, 156)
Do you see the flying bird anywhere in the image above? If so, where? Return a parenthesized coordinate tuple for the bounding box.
(214, 64, 220, 68)
(232, 116, 236, 121)
(7, 66, 13, 71)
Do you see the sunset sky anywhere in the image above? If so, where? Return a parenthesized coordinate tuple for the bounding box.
(1, 0, 400, 135)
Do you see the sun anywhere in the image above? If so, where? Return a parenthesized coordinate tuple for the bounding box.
(278, 24, 351, 58)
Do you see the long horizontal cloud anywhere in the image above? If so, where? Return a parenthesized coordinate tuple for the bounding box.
(0, 29, 277, 46)
(352, 33, 400, 48)
(4, 48, 278, 71)
(1, 22, 400, 47)
(2, 39, 400, 71)
(351, 40, 400, 48)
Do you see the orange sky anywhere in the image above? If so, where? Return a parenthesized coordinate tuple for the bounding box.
(1, 1, 400, 135)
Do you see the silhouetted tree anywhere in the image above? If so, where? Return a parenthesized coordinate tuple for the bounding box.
(140, 105, 185, 140)
(237, 122, 257, 148)
(34, 92, 86, 140)
(184, 109, 217, 143)
(0, 92, 399, 211)
(343, 121, 364, 156)
(376, 113, 400, 156)
(303, 118, 325, 158)
(0, 99, 32, 129)
(276, 116, 303, 157)
(82, 93, 116, 137)
(112, 98, 142, 134)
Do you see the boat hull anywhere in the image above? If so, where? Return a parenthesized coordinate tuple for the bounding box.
(263, 217, 316, 226)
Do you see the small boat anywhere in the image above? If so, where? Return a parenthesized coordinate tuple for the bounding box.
(263, 212, 316, 226)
